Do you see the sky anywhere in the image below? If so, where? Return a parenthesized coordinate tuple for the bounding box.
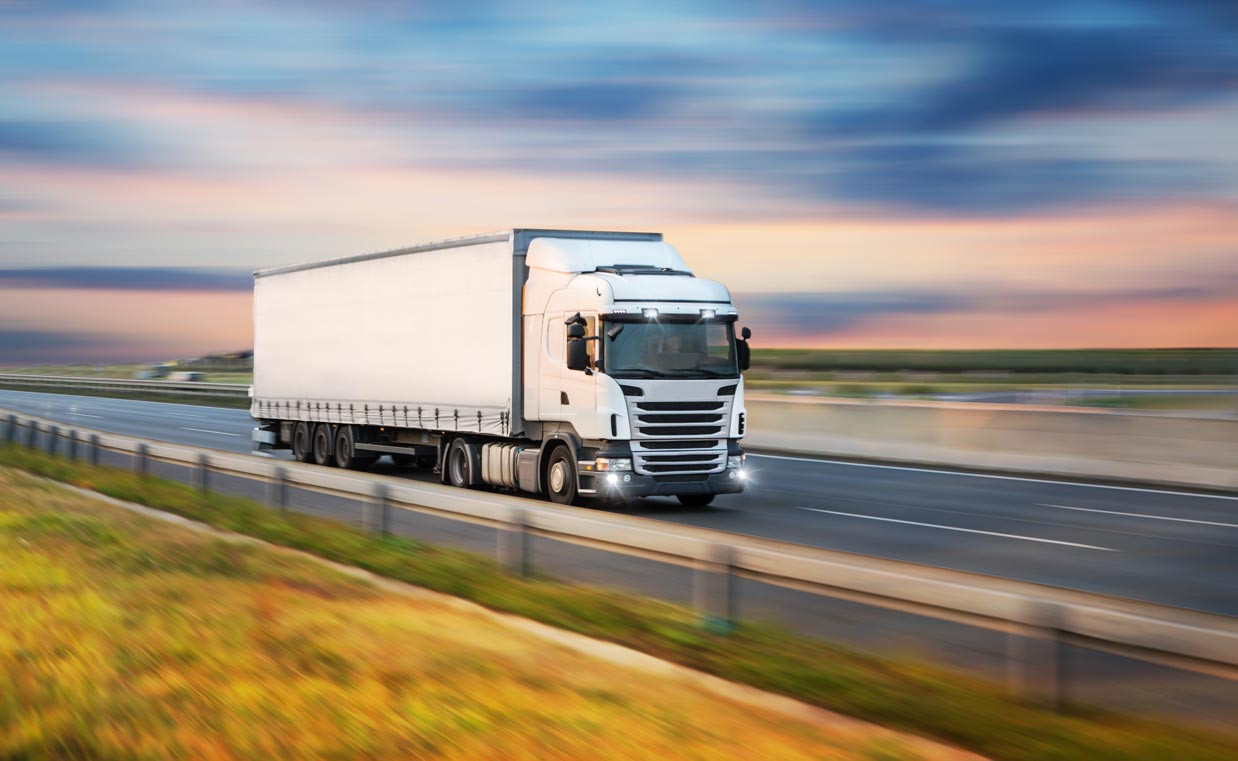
(1, 0, 1236, 363)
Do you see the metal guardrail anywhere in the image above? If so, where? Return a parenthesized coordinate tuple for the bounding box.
(0, 373, 250, 399)
(2, 408, 1236, 709)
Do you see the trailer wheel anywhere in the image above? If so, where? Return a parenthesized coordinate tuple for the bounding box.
(333, 426, 372, 470)
(292, 422, 313, 462)
(446, 438, 477, 489)
(311, 424, 333, 466)
(545, 447, 578, 505)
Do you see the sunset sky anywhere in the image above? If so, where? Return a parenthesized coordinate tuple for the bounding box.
(2, 1, 1236, 363)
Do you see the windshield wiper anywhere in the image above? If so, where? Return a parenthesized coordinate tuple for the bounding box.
(610, 369, 665, 379)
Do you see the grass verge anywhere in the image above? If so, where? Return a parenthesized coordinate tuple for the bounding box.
(3, 466, 918, 760)
(2, 444, 1235, 760)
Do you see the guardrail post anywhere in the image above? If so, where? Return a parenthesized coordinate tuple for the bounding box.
(364, 483, 390, 536)
(694, 543, 735, 634)
(88, 434, 100, 466)
(24, 419, 37, 449)
(46, 424, 59, 455)
(1007, 600, 1066, 708)
(135, 443, 149, 476)
(4, 414, 15, 444)
(266, 466, 287, 510)
(67, 429, 78, 460)
(193, 453, 210, 493)
(497, 507, 529, 576)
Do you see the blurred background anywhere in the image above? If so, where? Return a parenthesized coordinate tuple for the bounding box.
(1, 0, 1235, 368)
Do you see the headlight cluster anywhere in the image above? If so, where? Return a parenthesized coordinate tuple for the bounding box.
(727, 454, 746, 469)
(596, 457, 633, 472)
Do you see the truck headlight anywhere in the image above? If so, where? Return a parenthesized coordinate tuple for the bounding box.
(727, 455, 746, 469)
(597, 457, 632, 472)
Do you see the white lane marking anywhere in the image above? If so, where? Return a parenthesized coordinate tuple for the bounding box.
(1042, 503, 1238, 528)
(68, 412, 103, 418)
(179, 427, 242, 437)
(798, 507, 1118, 551)
(752, 453, 1238, 501)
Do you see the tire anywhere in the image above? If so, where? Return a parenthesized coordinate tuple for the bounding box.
(676, 494, 715, 508)
(445, 438, 476, 489)
(333, 426, 372, 470)
(545, 446, 578, 506)
(291, 421, 313, 462)
(311, 424, 332, 466)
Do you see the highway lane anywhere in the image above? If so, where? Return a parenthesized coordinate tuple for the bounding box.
(3, 388, 1235, 616)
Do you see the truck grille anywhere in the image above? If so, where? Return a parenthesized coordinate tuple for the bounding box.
(627, 392, 733, 476)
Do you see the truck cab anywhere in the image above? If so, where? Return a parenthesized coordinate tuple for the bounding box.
(522, 237, 749, 505)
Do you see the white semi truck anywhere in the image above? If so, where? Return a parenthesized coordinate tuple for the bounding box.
(250, 229, 751, 506)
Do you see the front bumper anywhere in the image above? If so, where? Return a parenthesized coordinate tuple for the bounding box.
(581, 468, 746, 498)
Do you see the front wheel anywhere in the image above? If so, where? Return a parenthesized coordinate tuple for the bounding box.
(545, 447, 578, 505)
(676, 494, 715, 508)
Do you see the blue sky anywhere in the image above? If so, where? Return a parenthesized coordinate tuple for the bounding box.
(1, 1, 1236, 359)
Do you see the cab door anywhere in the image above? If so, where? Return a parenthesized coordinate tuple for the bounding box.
(538, 312, 598, 435)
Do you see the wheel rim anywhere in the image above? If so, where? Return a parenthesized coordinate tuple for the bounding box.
(450, 446, 467, 484)
(549, 460, 567, 493)
(336, 435, 350, 465)
(314, 430, 327, 462)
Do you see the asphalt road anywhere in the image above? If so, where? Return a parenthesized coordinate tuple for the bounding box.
(3, 388, 1235, 617)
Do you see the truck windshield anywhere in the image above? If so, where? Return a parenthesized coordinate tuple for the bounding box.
(602, 318, 738, 379)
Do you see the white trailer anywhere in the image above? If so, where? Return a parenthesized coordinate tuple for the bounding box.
(251, 229, 752, 506)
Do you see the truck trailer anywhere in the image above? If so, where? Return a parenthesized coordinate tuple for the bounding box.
(250, 228, 751, 506)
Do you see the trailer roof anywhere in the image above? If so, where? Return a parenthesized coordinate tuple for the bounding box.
(252, 228, 662, 279)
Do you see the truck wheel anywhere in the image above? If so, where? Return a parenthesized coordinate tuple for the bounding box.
(333, 426, 372, 470)
(677, 494, 715, 508)
(292, 422, 313, 462)
(545, 447, 578, 505)
(446, 438, 477, 489)
(311, 424, 332, 466)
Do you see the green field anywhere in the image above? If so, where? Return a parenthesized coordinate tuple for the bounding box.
(750, 349, 1238, 375)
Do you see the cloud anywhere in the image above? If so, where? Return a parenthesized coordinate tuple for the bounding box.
(0, 328, 129, 364)
(734, 272, 1238, 339)
(0, 267, 252, 291)
(0, 118, 154, 168)
(816, 143, 1218, 213)
(813, 25, 1238, 138)
(516, 81, 680, 122)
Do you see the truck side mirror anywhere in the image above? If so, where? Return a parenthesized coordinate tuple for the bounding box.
(737, 326, 752, 371)
(566, 323, 590, 371)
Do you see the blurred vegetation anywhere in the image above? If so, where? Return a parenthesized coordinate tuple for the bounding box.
(1, 467, 894, 760)
(2, 446, 1236, 761)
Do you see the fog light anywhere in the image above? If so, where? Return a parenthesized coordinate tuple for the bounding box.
(739, 469, 748, 480)
(728, 470, 738, 479)
(605, 473, 619, 486)
(623, 474, 631, 482)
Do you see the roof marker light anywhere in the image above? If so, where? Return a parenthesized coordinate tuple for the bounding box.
(700, 308, 716, 319)
(642, 308, 659, 319)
